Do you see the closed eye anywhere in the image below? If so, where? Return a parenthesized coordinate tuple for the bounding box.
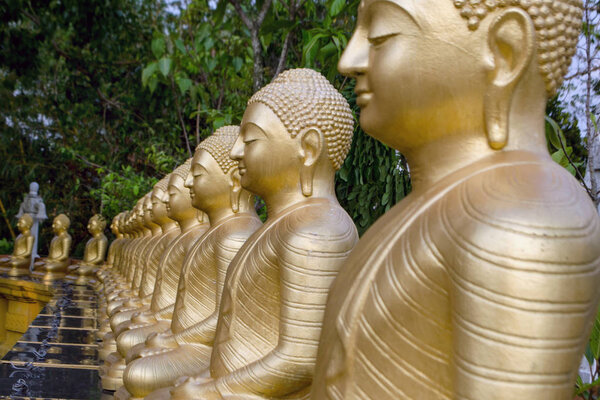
(368, 32, 399, 46)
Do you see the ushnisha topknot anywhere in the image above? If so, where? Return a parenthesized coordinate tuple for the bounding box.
(196, 125, 240, 173)
(171, 159, 192, 181)
(247, 68, 354, 171)
(453, 0, 582, 95)
(154, 174, 170, 193)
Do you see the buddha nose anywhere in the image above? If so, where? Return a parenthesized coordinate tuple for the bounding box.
(338, 33, 369, 78)
(230, 135, 244, 161)
(184, 171, 193, 189)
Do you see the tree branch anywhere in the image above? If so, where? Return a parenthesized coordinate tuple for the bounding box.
(170, 76, 192, 157)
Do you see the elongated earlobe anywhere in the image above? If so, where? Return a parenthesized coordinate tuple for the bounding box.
(299, 129, 323, 197)
(484, 8, 535, 150)
(230, 168, 242, 213)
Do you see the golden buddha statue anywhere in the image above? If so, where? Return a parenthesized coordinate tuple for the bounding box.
(105, 202, 150, 304)
(97, 213, 127, 339)
(0, 213, 35, 276)
(71, 214, 108, 285)
(98, 212, 132, 312)
(100, 179, 181, 347)
(116, 126, 263, 399)
(168, 68, 358, 400)
(99, 206, 147, 360)
(33, 214, 72, 282)
(101, 159, 209, 391)
(308, 1, 600, 399)
(97, 213, 126, 282)
(100, 196, 168, 360)
(136, 178, 181, 305)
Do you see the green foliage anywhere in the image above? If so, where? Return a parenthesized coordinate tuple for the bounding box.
(545, 96, 587, 179)
(0, 238, 14, 255)
(89, 166, 158, 218)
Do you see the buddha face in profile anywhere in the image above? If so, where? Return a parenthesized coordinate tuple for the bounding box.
(151, 176, 170, 224)
(143, 195, 155, 226)
(88, 214, 106, 236)
(110, 216, 119, 236)
(232, 68, 353, 199)
(233, 104, 299, 197)
(186, 126, 241, 213)
(17, 214, 33, 233)
(52, 214, 69, 234)
(166, 160, 194, 221)
(339, 0, 580, 151)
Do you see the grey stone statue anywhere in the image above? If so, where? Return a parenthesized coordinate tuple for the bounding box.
(16, 182, 47, 270)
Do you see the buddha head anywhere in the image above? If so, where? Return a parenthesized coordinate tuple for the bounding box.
(142, 193, 160, 231)
(151, 175, 173, 227)
(110, 214, 119, 236)
(29, 182, 39, 196)
(88, 214, 107, 236)
(186, 125, 250, 215)
(167, 159, 202, 223)
(338, 0, 581, 152)
(17, 213, 33, 233)
(134, 198, 147, 233)
(231, 68, 354, 199)
(52, 214, 70, 234)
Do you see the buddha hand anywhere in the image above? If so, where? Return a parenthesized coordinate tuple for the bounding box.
(145, 331, 178, 349)
(170, 376, 218, 400)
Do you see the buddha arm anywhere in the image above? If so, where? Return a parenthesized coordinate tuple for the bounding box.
(56, 236, 71, 261)
(11, 236, 26, 257)
(154, 304, 174, 321)
(84, 241, 103, 265)
(215, 227, 355, 398)
(24, 236, 34, 257)
(175, 237, 235, 345)
(445, 174, 600, 399)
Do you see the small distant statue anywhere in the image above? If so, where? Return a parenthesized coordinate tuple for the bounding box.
(16, 182, 47, 270)
(0, 213, 35, 276)
(72, 214, 108, 286)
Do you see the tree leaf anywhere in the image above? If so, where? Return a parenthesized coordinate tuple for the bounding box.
(545, 115, 567, 151)
(233, 57, 243, 73)
(141, 62, 157, 86)
(158, 57, 172, 77)
(176, 76, 192, 95)
(329, 0, 345, 17)
(175, 38, 186, 54)
(148, 76, 158, 93)
(152, 37, 165, 59)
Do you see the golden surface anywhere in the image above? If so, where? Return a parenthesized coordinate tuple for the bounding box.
(0, 214, 34, 276)
(119, 126, 262, 398)
(33, 214, 72, 282)
(167, 69, 358, 400)
(0, 277, 51, 356)
(310, 0, 600, 399)
(100, 160, 209, 390)
(71, 214, 108, 285)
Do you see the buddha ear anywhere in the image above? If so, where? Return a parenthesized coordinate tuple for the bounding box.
(228, 167, 242, 213)
(484, 8, 535, 150)
(299, 128, 324, 197)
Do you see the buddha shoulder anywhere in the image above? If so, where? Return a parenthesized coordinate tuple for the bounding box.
(440, 159, 600, 264)
(279, 201, 358, 251)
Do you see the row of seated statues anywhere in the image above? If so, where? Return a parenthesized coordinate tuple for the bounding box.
(94, 45, 600, 400)
(0, 212, 108, 284)
(8, 0, 600, 397)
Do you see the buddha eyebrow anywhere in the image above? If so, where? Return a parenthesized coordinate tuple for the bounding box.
(368, 0, 422, 30)
(242, 122, 267, 138)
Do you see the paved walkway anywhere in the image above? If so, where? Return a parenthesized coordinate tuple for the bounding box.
(0, 275, 100, 399)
